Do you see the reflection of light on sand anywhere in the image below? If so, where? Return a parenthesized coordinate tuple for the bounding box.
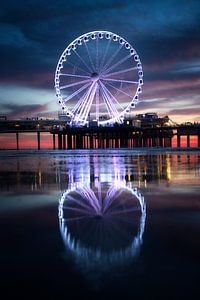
(59, 181, 146, 265)
(166, 154, 171, 181)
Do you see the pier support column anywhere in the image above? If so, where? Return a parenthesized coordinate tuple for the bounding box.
(164, 137, 172, 147)
(58, 134, 62, 150)
(159, 137, 163, 147)
(120, 134, 124, 148)
(152, 137, 156, 147)
(76, 134, 82, 149)
(63, 134, 66, 149)
(97, 133, 101, 148)
(177, 135, 181, 147)
(169, 137, 172, 148)
(68, 134, 72, 149)
(37, 131, 40, 150)
(106, 134, 109, 148)
(53, 134, 56, 150)
(143, 138, 147, 147)
(164, 138, 167, 147)
(16, 132, 19, 150)
(187, 135, 190, 148)
(115, 134, 119, 148)
(90, 135, 94, 149)
(137, 136, 142, 147)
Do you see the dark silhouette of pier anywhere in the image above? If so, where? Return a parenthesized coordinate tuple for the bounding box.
(51, 124, 200, 150)
(0, 118, 200, 150)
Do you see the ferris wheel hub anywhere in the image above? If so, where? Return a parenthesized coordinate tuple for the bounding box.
(91, 72, 100, 82)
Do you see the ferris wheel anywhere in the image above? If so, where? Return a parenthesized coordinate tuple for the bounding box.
(55, 30, 143, 125)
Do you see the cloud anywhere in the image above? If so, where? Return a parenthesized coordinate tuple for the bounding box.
(0, 84, 58, 118)
(1, 102, 57, 119)
(0, 0, 200, 122)
(0, 23, 35, 48)
(1, 103, 47, 118)
(168, 107, 200, 116)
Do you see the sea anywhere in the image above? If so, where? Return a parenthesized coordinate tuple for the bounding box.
(0, 149, 199, 299)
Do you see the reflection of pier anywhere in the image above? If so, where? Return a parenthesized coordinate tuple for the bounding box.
(0, 120, 200, 149)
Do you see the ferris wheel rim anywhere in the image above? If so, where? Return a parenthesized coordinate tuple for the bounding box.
(55, 30, 143, 125)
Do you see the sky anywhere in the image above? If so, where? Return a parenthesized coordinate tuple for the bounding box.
(0, 0, 200, 123)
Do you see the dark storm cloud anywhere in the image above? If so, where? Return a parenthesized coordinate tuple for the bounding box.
(0, 0, 200, 120)
(1, 1, 200, 74)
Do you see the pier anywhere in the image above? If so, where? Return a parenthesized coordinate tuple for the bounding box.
(0, 119, 200, 150)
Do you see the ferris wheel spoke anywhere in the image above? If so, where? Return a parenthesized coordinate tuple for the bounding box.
(100, 81, 120, 120)
(100, 80, 124, 111)
(77, 89, 93, 121)
(76, 82, 96, 122)
(99, 38, 112, 72)
(103, 187, 124, 212)
(84, 42, 96, 72)
(66, 194, 96, 212)
(102, 54, 132, 76)
(72, 83, 93, 114)
(66, 60, 90, 75)
(96, 37, 99, 72)
(102, 78, 138, 84)
(63, 205, 94, 215)
(100, 44, 123, 73)
(108, 207, 139, 216)
(59, 73, 90, 79)
(60, 78, 91, 90)
(82, 83, 97, 122)
(81, 186, 101, 212)
(99, 83, 113, 118)
(63, 82, 92, 102)
(73, 49, 93, 73)
(64, 215, 93, 222)
(105, 81, 134, 98)
(103, 189, 118, 213)
(96, 85, 100, 121)
(102, 66, 137, 78)
(100, 89, 114, 119)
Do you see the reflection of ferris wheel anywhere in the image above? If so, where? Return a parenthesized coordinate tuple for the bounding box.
(55, 31, 143, 125)
(58, 182, 146, 263)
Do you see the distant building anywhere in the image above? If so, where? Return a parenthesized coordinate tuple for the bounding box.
(58, 112, 71, 123)
(124, 113, 169, 128)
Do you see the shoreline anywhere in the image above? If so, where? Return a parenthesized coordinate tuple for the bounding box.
(0, 147, 199, 156)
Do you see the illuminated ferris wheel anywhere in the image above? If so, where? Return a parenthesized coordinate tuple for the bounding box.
(55, 30, 143, 125)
